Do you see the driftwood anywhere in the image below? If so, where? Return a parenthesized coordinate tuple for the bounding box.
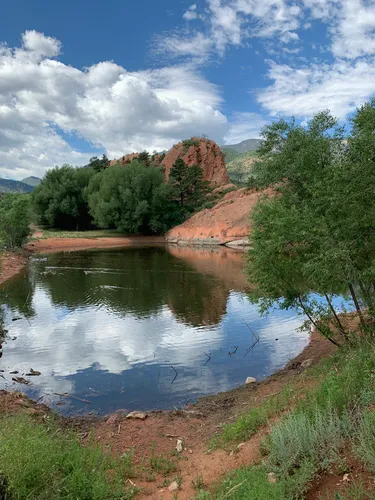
(53, 392, 91, 404)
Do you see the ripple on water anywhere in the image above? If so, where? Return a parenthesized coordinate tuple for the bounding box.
(0, 247, 309, 415)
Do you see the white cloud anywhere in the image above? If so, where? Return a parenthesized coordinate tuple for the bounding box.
(258, 58, 375, 119)
(183, 4, 201, 20)
(224, 112, 268, 144)
(158, 0, 303, 59)
(0, 32, 227, 179)
(21, 30, 61, 59)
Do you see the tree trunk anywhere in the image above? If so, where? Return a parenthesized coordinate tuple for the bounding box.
(297, 295, 339, 347)
(324, 293, 348, 341)
(349, 283, 366, 329)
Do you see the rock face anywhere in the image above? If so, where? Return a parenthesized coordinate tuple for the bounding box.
(110, 138, 230, 187)
(166, 188, 270, 245)
(161, 138, 229, 186)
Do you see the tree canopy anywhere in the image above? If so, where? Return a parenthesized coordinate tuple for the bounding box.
(32, 165, 95, 230)
(247, 100, 375, 342)
(86, 161, 183, 234)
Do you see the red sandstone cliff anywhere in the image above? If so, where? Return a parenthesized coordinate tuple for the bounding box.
(110, 138, 230, 187)
(166, 188, 271, 246)
(160, 138, 229, 186)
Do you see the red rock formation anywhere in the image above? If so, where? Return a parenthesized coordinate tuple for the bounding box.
(109, 138, 230, 187)
(160, 138, 229, 186)
(166, 188, 272, 246)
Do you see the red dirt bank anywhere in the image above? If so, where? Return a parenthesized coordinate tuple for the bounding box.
(166, 188, 271, 246)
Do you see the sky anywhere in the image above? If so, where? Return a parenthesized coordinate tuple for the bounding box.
(1, 0, 375, 180)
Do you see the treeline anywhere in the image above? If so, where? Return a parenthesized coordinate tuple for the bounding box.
(32, 154, 210, 234)
(247, 99, 375, 343)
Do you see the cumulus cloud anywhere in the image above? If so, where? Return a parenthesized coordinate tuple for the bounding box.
(0, 31, 227, 179)
(258, 58, 375, 120)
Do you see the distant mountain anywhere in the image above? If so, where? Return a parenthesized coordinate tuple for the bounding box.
(0, 178, 34, 193)
(222, 138, 261, 154)
(22, 176, 41, 187)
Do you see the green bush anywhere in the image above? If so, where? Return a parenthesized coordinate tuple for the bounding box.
(87, 161, 183, 234)
(32, 165, 95, 230)
(0, 194, 31, 249)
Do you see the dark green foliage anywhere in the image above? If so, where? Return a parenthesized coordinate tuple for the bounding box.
(87, 161, 182, 234)
(182, 138, 200, 152)
(32, 165, 95, 230)
(0, 194, 31, 249)
(87, 154, 110, 172)
(169, 158, 210, 213)
(247, 101, 375, 342)
(137, 151, 150, 166)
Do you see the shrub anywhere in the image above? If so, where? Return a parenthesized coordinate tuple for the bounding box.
(0, 193, 31, 249)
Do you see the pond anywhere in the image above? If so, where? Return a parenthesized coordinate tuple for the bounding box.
(0, 245, 309, 416)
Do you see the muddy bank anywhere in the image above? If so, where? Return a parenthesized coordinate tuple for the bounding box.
(25, 235, 165, 253)
(0, 252, 29, 286)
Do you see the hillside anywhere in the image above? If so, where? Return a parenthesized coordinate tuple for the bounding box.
(224, 150, 258, 184)
(22, 176, 41, 187)
(222, 138, 261, 153)
(0, 178, 34, 193)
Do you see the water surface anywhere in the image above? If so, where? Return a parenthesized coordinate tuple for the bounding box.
(0, 246, 308, 415)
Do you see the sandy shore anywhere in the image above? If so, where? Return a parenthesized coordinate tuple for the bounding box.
(25, 235, 165, 253)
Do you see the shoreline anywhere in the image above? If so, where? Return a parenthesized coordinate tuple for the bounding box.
(0, 251, 30, 286)
(0, 236, 335, 420)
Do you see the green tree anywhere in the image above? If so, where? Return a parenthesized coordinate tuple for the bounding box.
(0, 194, 31, 249)
(87, 161, 182, 234)
(169, 159, 210, 212)
(246, 108, 375, 343)
(137, 151, 150, 166)
(87, 154, 110, 172)
(32, 165, 95, 230)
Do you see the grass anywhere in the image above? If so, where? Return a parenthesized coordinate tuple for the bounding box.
(215, 386, 295, 445)
(35, 229, 123, 239)
(192, 474, 206, 491)
(0, 413, 136, 499)
(198, 342, 375, 499)
(149, 446, 177, 477)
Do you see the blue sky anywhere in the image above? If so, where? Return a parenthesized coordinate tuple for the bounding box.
(1, 0, 375, 179)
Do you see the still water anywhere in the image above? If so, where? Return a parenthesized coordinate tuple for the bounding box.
(0, 245, 309, 415)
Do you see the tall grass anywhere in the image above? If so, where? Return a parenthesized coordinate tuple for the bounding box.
(200, 343, 375, 499)
(0, 414, 135, 499)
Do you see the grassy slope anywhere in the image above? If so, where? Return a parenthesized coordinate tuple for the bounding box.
(223, 150, 258, 185)
(34, 229, 123, 239)
(196, 343, 375, 499)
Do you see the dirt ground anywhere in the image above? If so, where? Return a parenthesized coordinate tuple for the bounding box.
(0, 332, 336, 499)
(25, 234, 165, 253)
(0, 252, 29, 286)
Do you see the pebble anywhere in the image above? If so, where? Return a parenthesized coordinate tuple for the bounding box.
(126, 411, 147, 420)
(245, 376, 256, 384)
(168, 481, 179, 492)
(176, 439, 183, 453)
(268, 472, 277, 484)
